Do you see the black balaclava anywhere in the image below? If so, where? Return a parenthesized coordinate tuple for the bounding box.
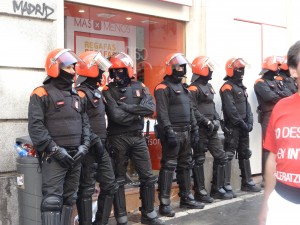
(229, 67, 245, 85)
(52, 68, 75, 91)
(262, 70, 276, 80)
(111, 68, 131, 87)
(279, 69, 290, 77)
(194, 69, 213, 85)
(170, 64, 186, 83)
(83, 69, 104, 90)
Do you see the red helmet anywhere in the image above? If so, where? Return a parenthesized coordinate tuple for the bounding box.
(277, 55, 288, 70)
(192, 56, 217, 76)
(259, 56, 280, 75)
(45, 48, 81, 78)
(165, 53, 190, 75)
(225, 58, 247, 77)
(109, 52, 134, 78)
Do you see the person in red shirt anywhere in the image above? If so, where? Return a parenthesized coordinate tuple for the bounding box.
(259, 40, 300, 225)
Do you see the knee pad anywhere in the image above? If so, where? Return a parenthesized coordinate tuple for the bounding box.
(41, 195, 62, 212)
(163, 160, 177, 171)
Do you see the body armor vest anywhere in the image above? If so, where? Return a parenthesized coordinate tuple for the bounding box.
(77, 86, 107, 139)
(107, 81, 144, 135)
(279, 73, 297, 94)
(44, 84, 82, 147)
(258, 79, 282, 112)
(163, 80, 191, 126)
(224, 81, 248, 120)
(191, 82, 215, 120)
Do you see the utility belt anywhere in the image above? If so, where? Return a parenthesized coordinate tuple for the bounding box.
(109, 130, 143, 137)
(171, 125, 191, 132)
(275, 180, 300, 204)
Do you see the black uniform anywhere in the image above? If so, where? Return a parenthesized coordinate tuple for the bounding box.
(189, 77, 231, 201)
(102, 80, 161, 225)
(28, 79, 91, 225)
(276, 70, 297, 94)
(254, 71, 291, 182)
(155, 75, 204, 217)
(75, 84, 118, 225)
(220, 77, 260, 193)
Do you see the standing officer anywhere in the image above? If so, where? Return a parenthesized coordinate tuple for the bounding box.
(254, 56, 291, 187)
(102, 52, 164, 225)
(188, 56, 232, 202)
(275, 55, 298, 94)
(28, 49, 90, 225)
(155, 53, 204, 218)
(75, 51, 118, 225)
(220, 58, 261, 196)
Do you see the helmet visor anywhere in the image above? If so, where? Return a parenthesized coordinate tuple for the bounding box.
(111, 52, 133, 68)
(168, 53, 190, 68)
(89, 52, 112, 71)
(231, 58, 248, 69)
(201, 57, 218, 71)
(56, 50, 82, 68)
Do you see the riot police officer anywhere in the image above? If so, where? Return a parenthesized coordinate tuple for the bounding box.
(188, 56, 232, 202)
(220, 58, 261, 196)
(254, 56, 291, 187)
(276, 55, 298, 94)
(28, 49, 90, 225)
(102, 52, 164, 225)
(155, 53, 205, 218)
(75, 51, 118, 225)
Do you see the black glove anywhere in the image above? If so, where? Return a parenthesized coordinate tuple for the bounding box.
(191, 129, 200, 150)
(73, 144, 89, 163)
(92, 140, 104, 159)
(165, 127, 178, 147)
(52, 146, 74, 168)
(277, 91, 289, 98)
(212, 120, 220, 131)
(247, 123, 253, 132)
(207, 120, 214, 133)
(239, 120, 249, 131)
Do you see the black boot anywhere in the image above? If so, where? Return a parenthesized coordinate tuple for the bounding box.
(240, 159, 261, 192)
(223, 161, 237, 198)
(158, 169, 175, 217)
(192, 159, 214, 203)
(180, 193, 205, 209)
(210, 162, 233, 200)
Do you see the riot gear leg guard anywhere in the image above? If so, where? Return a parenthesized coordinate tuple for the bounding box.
(60, 205, 73, 225)
(140, 176, 165, 225)
(41, 196, 62, 225)
(113, 178, 128, 225)
(93, 189, 116, 225)
(177, 169, 204, 209)
(210, 163, 233, 200)
(192, 156, 214, 203)
(158, 161, 176, 217)
(76, 186, 94, 225)
(240, 159, 261, 192)
(223, 161, 237, 198)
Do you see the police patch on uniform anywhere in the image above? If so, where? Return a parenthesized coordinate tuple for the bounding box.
(136, 90, 140, 97)
(57, 101, 64, 106)
(75, 100, 79, 109)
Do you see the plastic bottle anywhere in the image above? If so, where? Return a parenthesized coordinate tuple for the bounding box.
(14, 144, 28, 157)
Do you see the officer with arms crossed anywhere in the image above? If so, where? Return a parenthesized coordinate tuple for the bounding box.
(188, 56, 233, 202)
(220, 58, 261, 197)
(28, 49, 90, 225)
(155, 53, 204, 218)
(75, 51, 118, 225)
(102, 52, 164, 225)
(254, 56, 291, 187)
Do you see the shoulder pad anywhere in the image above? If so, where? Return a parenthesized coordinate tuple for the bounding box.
(255, 78, 265, 84)
(77, 90, 86, 98)
(155, 83, 167, 91)
(187, 85, 198, 92)
(275, 76, 283, 81)
(31, 86, 47, 97)
(221, 84, 232, 92)
(102, 86, 109, 91)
